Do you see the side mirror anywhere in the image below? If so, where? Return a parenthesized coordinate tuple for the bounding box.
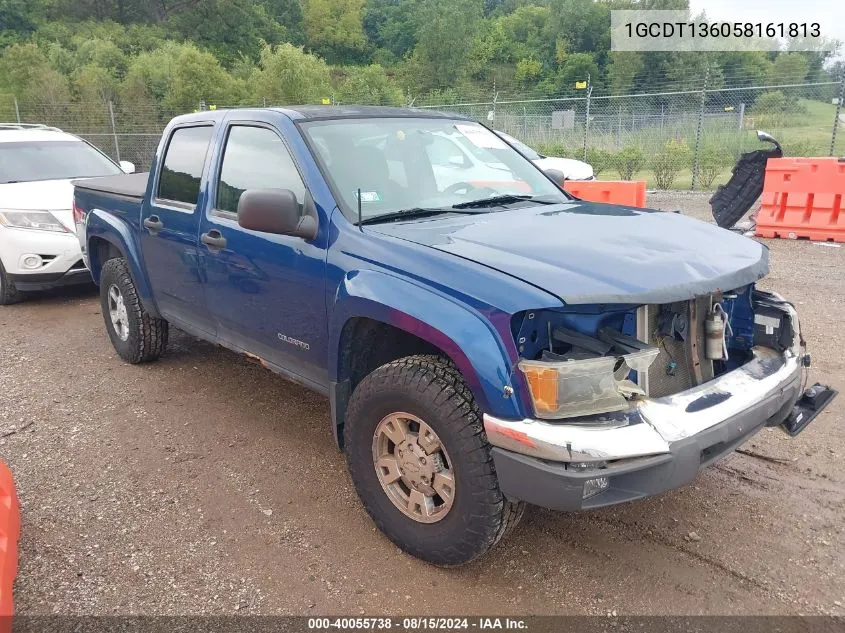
(448, 155, 469, 168)
(544, 168, 566, 185)
(119, 161, 136, 174)
(237, 188, 318, 240)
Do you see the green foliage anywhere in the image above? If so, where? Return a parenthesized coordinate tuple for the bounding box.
(752, 90, 809, 127)
(541, 52, 599, 94)
(304, 0, 369, 64)
(362, 0, 417, 61)
(409, 0, 484, 90)
(251, 43, 332, 105)
(613, 146, 645, 181)
(335, 63, 403, 105)
(696, 147, 728, 189)
(649, 139, 691, 189)
(166, 0, 287, 66)
(585, 147, 612, 177)
(769, 53, 809, 85)
(0, 0, 840, 138)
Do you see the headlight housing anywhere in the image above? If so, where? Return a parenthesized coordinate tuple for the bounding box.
(0, 210, 70, 233)
(519, 348, 658, 419)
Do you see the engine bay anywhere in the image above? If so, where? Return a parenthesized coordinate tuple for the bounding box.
(513, 285, 797, 419)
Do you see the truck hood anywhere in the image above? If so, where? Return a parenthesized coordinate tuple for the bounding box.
(0, 179, 79, 234)
(368, 201, 769, 305)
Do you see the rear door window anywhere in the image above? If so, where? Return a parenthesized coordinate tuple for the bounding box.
(157, 125, 214, 206)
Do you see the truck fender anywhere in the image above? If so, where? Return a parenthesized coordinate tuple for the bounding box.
(329, 269, 524, 427)
(85, 209, 160, 318)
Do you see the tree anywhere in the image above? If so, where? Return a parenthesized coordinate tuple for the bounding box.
(166, 0, 286, 65)
(409, 0, 483, 90)
(769, 52, 809, 86)
(303, 0, 368, 64)
(335, 63, 403, 104)
(0, 43, 53, 96)
(606, 51, 643, 94)
(546, 0, 610, 57)
(0, 0, 41, 48)
(362, 0, 417, 61)
(541, 52, 599, 94)
(164, 43, 241, 110)
(261, 0, 305, 45)
(250, 43, 332, 104)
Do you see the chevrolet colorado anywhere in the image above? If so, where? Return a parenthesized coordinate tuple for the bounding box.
(73, 106, 834, 565)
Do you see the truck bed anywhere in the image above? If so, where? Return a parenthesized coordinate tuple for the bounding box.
(73, 172, 149, 199)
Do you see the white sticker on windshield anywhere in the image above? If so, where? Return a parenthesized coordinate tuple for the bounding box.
(454, 124, 507, 150)
(355, 190, 382, 203)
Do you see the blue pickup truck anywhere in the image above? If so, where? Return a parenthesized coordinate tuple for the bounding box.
(73, 106, 833, 565)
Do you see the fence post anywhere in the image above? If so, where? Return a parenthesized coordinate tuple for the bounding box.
(583, 81, 592, 161)
(691, 69, 709, 191)
(616, 105, 622, 150)
(13, 97, 20, 124)
(108, 101, 121, 162)
(830, 74, 845, 157)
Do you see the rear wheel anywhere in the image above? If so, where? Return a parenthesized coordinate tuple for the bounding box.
(0, 260, 24, 306)
(100, 258, 168, 363)
(344, 355, 524, 566)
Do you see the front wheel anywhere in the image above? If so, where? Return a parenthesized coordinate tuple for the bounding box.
(344, 355, 524, 566)
(100, 258, 168, 363)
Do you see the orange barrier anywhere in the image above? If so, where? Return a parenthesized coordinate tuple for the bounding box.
(564, 180, 647, 208)
(0, 461, 19, 623)
(756, 157, 845, 242)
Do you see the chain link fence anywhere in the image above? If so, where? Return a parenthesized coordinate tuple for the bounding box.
(419, 78, 845, 190)
(2, 75, 844, 190)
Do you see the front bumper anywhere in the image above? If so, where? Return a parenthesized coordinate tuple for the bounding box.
(0, 226, 89, 290)
(485, 304, 812, 511)
(8, 266, 91, 291)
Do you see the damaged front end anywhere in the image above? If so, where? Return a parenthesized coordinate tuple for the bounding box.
(484, 287, 836, 511)
(512, 285, 767, 420)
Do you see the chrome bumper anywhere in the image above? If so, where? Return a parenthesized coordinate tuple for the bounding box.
(485, 305, 804, 464)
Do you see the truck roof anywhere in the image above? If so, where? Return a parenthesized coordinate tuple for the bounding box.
(169, 105, 471, 126)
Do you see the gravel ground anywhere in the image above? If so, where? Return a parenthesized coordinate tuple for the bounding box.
(0, 191, 843, 616)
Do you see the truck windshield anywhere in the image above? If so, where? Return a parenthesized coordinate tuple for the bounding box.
(302, 118, 567, 221)
(0, 140, 122, 184)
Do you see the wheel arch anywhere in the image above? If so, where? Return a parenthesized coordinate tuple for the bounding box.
(85, 210, 160, 317)
(328, 270, 523, 448)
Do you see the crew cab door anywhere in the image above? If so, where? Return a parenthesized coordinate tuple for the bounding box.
(140, 123, 216, 336)
(198, 118, 328, 389)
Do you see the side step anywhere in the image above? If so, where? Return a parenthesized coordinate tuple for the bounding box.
(781, 383, 838, 437)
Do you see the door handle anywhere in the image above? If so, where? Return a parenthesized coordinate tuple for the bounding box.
(143, 215, 163, 232)
(201, 230, 227, 250)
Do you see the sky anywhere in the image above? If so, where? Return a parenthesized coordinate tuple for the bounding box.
(688, 0, 845, 59)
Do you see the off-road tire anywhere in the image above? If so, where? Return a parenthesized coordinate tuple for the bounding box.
(0, 260, 25, 305)
(100, 257, 168, 363)
(344, 355, 524, 566)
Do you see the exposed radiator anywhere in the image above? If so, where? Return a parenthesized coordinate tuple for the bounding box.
(637, 297, 714, 398)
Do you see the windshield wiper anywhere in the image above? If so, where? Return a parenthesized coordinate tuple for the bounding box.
(358, 207, 486, 226)
(452, 194, 556, 209)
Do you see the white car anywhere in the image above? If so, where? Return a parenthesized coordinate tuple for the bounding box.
(496, 131, 594, 180)
(0, 124, 134, 304)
